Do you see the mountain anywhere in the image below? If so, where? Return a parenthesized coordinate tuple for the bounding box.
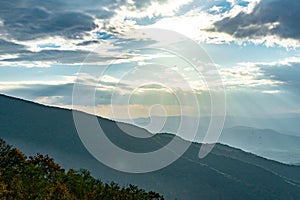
(125, 116, 300, 164)
(119, 115, 300, 137)
(222, 115, 300, 137)
(1, 94, 300, 199)
(219, 126, 300, 164)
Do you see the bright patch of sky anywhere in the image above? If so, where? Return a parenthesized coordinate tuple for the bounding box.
(1, 0, 300, 122)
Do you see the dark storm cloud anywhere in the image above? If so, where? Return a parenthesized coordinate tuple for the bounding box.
(212, 0, 300, 40)
(0, 0, 128, 41)
(0, 0, 181, 64)
(0, 0, 171, 41)
(0, 34, 141, 64)
(0, 6, 96, 40)
(0, 39, 29, 54)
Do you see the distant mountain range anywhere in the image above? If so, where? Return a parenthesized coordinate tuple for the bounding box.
(1, 94, 300, 199)
(220, 126, 300, 164)
(121, 114, 300, 137)
(123, 116, 300, 164)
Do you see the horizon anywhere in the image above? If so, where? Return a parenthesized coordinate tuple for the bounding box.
(0, 0, 300, 191)
(1, 1, 300, 197)
(0, 0, 300, 123)
(1, 93, 300, 165)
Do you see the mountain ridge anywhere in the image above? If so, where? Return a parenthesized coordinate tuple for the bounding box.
(220, 126, 300, 164)
(1, 94, 300, 199)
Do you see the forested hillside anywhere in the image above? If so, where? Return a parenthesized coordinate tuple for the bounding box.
(1, 94, 300, 199)
(0, 139, 163, 200)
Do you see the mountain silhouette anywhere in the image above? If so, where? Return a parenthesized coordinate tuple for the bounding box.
(1, 94, 300, 199)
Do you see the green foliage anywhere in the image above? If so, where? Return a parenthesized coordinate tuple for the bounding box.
(0, 139, 164, 200)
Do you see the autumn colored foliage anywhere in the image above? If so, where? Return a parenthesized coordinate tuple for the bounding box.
(0, 139, 163, 200)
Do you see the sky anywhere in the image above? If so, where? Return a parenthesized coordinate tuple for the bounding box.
(1, 0, 300, 122)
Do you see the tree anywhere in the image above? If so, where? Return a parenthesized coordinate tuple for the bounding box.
(0, 139, 164, 200)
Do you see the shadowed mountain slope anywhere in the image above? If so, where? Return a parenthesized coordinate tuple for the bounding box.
(1, 94, 300, 200)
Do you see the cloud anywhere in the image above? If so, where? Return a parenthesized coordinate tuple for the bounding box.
(0, 2, 99, 41)
(0, 0, 117, 66)
(261, 62, 300, 94)
(219, 56, 299, 91)
(120, 0, 192, 18)
(220, 56, 300, 96)
(0, 39, 29, 54)
(0, 0, 193, 42)
(1, 0, 299, 116)
(212, 0, 300, 41)
(1, 50, 89, 63)
(0, 0, 207, 68)
(0, 49, 122, 66)
(0, 81, 75, 106)
(220, 65, 283, 90)
(0, 38, 133, 66)
(239, 56, 300, 67)
(130, 0, 167, 10)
